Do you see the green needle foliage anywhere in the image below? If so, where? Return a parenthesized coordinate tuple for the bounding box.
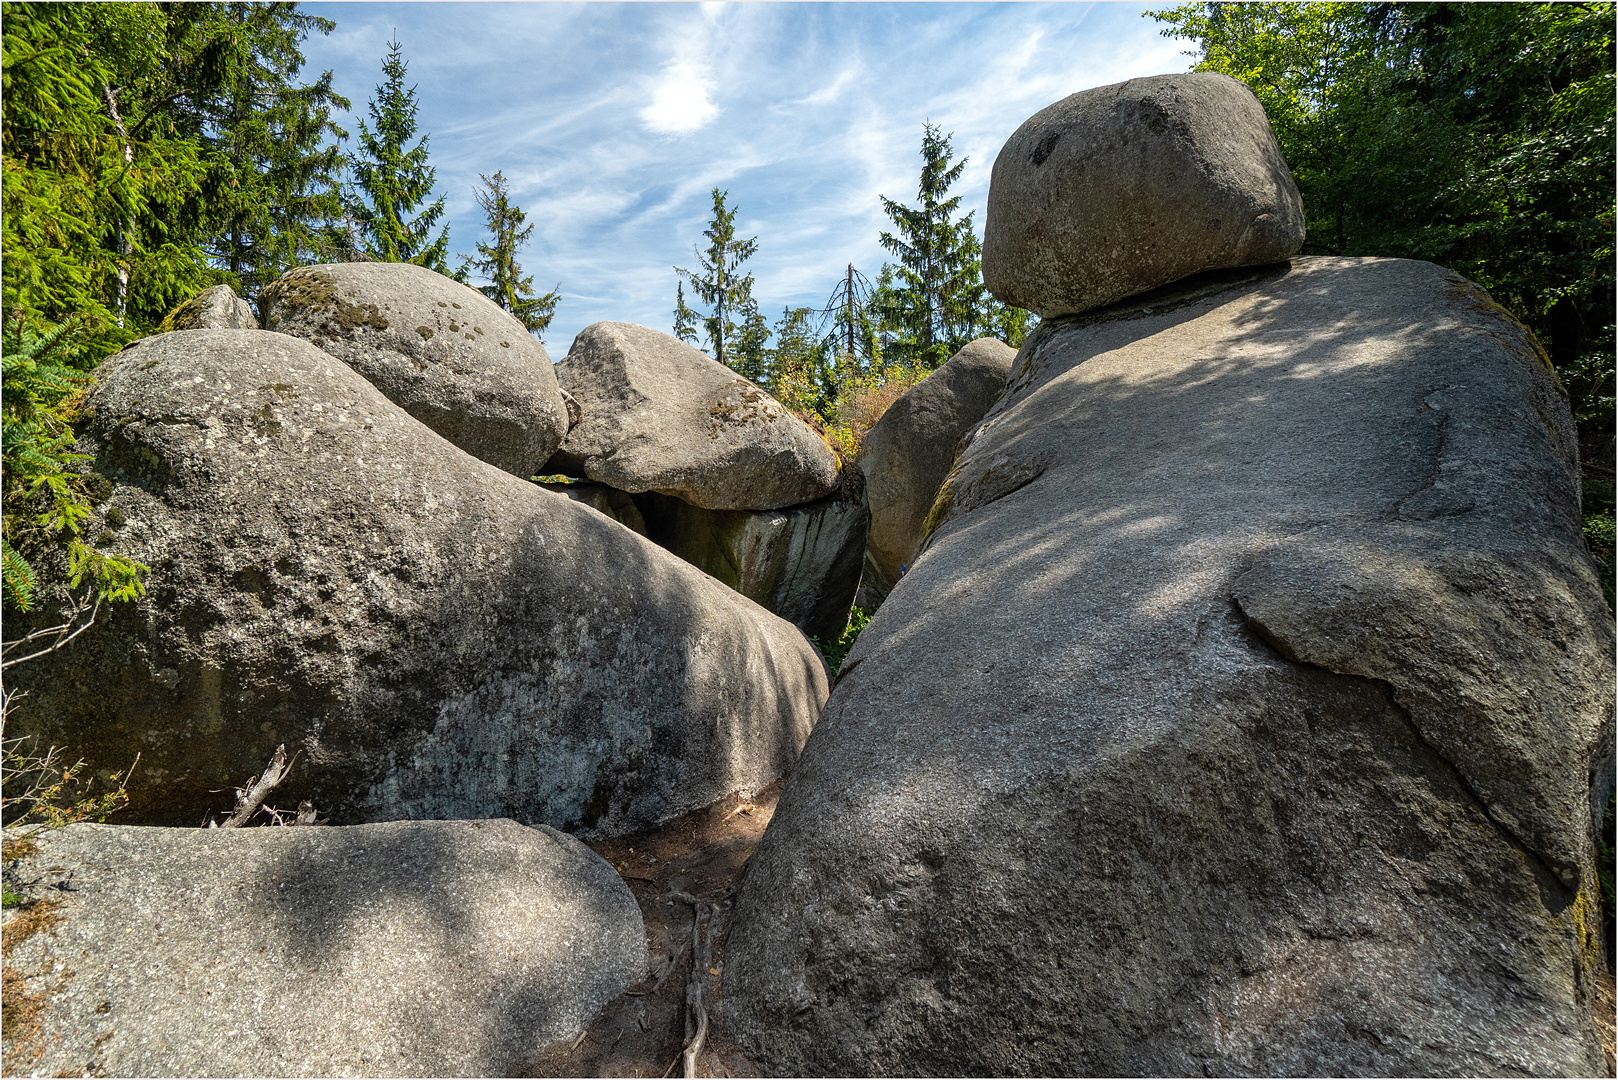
(877, 125, 991, 370)
(348, 36, 450, 271)
(674, 188, 763, 376)
(1, 315, 146, 612)
(1148, 1, 1615, 488)
(463, 171, 560, 341)
(194, 3, 349, 312)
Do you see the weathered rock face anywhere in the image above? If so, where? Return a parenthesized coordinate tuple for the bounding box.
(8, 329, 827, 833)
(157, 284, 259, 331)
(858, 337, 1015, 606)
(724, 258, 1613, 1076)
(262, 261, 569, 478)
(633, 469, 869, 645)
(551, 322, 841, 511)
(983, 73, 1305, 318)
(0, 820, 643, 1077)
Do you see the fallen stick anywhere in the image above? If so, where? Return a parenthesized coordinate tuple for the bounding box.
(220, 745, 292, 828)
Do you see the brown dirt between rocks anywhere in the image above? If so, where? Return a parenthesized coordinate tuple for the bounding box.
(512, 784, 779, 1078)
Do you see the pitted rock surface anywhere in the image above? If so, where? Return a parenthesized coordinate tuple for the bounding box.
(7, 329, 826, 832)
(551, 322, 840, 511)
(724, 258, 1612, 1076)
(262, 261, 568, 478)
(0, 820, 643, 1077)
(984, 72, 1305, 317)
(859, 337, 1015, 606)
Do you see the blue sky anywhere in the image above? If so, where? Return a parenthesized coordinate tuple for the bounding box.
(298, 3, 1191, 356)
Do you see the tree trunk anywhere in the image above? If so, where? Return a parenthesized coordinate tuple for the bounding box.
(100, 82, 135, 328)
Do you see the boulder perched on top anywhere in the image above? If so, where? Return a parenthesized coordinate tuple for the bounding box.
(634, 469, 869, 644)
(157, 284, 259, 331)
(983, 73, 1305, 317)
(7, 329, 827, 833)
(550, 322, 840, 511)
(858, 337, 1016, 606)
(1, 820, 643, 1077)
(724, 258, 1613, 1076)
(262, 261, 569, 478)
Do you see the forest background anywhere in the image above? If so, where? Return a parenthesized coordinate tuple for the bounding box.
(3, 0, 1614, 619)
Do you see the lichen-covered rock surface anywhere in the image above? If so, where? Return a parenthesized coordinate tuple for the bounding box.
(858, 337, 1015, 606)
(157, 283, 259, 331)
(550, 322, 841, 511)
(723, 257, 1613, 1076)
(983, 72, 1305, 318)
(7, 329, 826, 832)
(0, 820, 643, 1077)
(262, 261, 568, 478)
(633, 469, 869, 644)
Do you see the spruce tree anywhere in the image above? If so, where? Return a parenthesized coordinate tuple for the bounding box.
(877, 123, 988, 368)
(463, 171, 559, 340)
(348, 37, 449, 271)
(196, 4, 350, 311)
(673, 188, 761, 372)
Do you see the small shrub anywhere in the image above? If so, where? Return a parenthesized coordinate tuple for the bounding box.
(813, 606, 872, 677)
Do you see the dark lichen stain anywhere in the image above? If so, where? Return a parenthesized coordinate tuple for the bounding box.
(501, 342, 511, 349)
(1031, 129, 1060, 166)
(473, 327, 483, 335)
(437, 301, 448, 308)
(260, 383, 296, 397)
(264, 269, 389, 335)
(451, 302, 462, 309)
(416, 326, 434, 341)
(105, 507, 126, 530)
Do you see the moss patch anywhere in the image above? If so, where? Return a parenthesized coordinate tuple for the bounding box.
(265, 270, 390, 335)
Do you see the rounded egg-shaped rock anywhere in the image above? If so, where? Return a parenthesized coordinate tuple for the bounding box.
(552, 322, 840, 511)
(983, 72, 1306, 317)
(262, 261, 568, 478)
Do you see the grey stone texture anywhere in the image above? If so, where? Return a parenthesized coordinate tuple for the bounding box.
(633, 468, 869, 644)
(723, 258, 1613, 1076)
(262, 261, 569, 478)
(0, 819, 643, 1077)
(551, 322, 841, 511)
(157, 284, 260, 331)
(7, 329, 827, 834)
(983, 72, 1306, 318)
(858, 337, 1016, 606)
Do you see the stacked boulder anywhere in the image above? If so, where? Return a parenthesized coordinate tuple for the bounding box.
(544, 321, 868, 643)
(724, 72, 1614, 1075)
(9, 277, 829, 835)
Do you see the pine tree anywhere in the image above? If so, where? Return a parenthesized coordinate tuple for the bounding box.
(877, 123, 989, 369)
(463, 171, 559, 340)
(673, 188, 761, 372)
(731, 300, 771, 385)
(196, 4, 350, 312)
(348, 37, 449, 271)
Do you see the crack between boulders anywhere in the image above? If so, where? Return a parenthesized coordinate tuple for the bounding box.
(1234, 596, 1575, 900)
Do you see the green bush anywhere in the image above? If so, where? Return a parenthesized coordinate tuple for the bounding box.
(813, 606, 872, 678)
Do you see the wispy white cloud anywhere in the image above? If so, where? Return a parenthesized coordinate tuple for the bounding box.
(299, 2, 1191, 352)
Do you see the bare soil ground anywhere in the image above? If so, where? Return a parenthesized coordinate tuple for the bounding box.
(511, 785, 778, 1078)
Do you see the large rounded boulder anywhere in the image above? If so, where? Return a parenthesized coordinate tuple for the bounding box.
(7, 329, 827, 833)
(3, 820, 644, 1077)
(723, 259, 1613, 1075)
(262, 261, 569, 478)
(983, 73, 1306, 317)
(858, 337, 1015, 605)
(550, 322, 841, 511)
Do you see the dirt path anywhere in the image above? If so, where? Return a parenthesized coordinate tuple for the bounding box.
(513, 785, 779, 1078)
